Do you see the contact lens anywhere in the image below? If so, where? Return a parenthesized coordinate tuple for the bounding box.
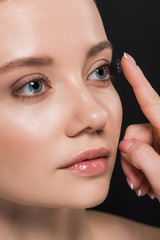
(110, 59, 121, 74)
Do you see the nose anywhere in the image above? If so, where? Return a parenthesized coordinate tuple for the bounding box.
(65, 84, 108, 137)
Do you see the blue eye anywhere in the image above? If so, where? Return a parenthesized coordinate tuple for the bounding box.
(12, 73, 51, 100)
(89, 65, 110, 81)
(88, 59, 121, 84)
(19, 80, 44, 95)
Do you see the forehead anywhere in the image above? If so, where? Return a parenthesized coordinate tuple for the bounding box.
(0, 0, 108, 63)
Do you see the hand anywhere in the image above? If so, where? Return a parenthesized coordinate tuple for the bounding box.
(119, 53, 160, 201)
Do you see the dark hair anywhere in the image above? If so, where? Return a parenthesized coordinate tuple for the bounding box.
(93, 0, 97, 5)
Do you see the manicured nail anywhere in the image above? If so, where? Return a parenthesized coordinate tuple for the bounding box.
(124, 52, 136, 65)
(126, 177, 134, 190)
(119, 139, 134, 153)
(138, 189, 141, 197)
(150, 193, 154, 200)
(149, 192, 155, 200)
(136, 188, 142, 197)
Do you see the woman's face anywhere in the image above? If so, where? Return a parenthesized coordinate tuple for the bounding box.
(0, 0, 122, 208)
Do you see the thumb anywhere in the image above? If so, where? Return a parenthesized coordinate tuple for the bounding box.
(119, 139, 160, 195)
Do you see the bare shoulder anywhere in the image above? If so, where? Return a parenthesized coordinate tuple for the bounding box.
(86, 210, 160, 240)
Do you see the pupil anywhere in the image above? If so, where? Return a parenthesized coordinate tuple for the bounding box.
(98, 69, 104, 76)
(29, 81, 42, 93)
(96, 67, 107, 79)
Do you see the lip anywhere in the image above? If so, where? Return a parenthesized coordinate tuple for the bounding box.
(59, 147, 110, 169)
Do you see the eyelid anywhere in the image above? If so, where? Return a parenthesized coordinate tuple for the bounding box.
(87, 59, 111, 77)
(10, 73, 51, 92)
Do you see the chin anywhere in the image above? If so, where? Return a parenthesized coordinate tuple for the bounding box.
(82, 190, 109, 209)
(1, 170, 112, 209)
(70, 188, 109, 209)
(64, 176, 111, 209)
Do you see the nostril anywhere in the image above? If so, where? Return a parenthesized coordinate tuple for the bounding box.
(96, 129, 103, 134)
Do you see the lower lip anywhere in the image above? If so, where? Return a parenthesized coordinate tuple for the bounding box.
(61, 158, 108, 176)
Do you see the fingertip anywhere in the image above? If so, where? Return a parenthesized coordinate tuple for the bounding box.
(126, 177, 134, 190)
(120, 52, 137, 66)
(135, 185, 149, 197)
(123, 52, 137, 65)
(148, 192, 155, 200)
(135, 188, 142, 197)
(119, 139, 134, 153)
(147, 188, 155, 200)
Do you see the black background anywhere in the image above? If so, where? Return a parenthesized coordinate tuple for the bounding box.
(91, 0, 160, 227)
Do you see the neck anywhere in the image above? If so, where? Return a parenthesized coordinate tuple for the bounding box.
(0, 199, 94, 240)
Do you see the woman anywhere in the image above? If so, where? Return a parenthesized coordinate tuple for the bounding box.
(0, 0, 159, 239)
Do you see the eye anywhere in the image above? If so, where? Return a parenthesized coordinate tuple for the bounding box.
(19, 80, 44, 95)
(89, 64, 110, 81)
(12, 73, 51, 100)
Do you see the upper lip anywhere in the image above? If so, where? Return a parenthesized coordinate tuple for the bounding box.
(60, 147, 110, 169)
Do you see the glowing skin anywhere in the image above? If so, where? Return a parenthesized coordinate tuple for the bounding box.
(0, 0, 122, 239)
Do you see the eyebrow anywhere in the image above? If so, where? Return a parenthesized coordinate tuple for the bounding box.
(0, 56, 53, 74)
(0, 40, 112, 74)
(86, 40, 113, 59)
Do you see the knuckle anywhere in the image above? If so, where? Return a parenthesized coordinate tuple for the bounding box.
(142, 88, 160, 109)
(124, 123, 153, 143)
(125, 124, 138, 137)
(130, 143, 152, 168)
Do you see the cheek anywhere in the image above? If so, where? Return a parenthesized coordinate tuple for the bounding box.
(0, 104, 64, 177)
(99, 85, 122, 138)
(103, 86, 122, 153)
(106, 90, 122, 181)
(0, 104, 66, 204)
(109, 92, 122, 140)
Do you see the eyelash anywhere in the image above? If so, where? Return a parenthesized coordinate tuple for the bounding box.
(12, 73, 51, 100)
(12, 59, 121, 100)
(89, 63, 112, 86)
(87, 59, 121, 88)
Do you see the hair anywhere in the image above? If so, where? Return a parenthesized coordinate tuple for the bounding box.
(93, 0, 97, 5)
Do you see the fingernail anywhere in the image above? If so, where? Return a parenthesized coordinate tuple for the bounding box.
(126, 177, 134, 190)
(136, 188, 142, 197)
(124, 52, 136, 65)
(150, 193, 154, 200)
(138, 189, 142, 197)
(119, 139, 134, 153)
(149, 192, 155, 200)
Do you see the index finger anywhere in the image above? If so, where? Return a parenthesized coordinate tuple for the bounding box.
(121, 53, 160, 130)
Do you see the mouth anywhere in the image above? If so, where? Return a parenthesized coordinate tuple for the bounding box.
(59, 147, 110, 176)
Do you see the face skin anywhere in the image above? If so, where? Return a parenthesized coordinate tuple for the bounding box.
(0, 0, 122, 210)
